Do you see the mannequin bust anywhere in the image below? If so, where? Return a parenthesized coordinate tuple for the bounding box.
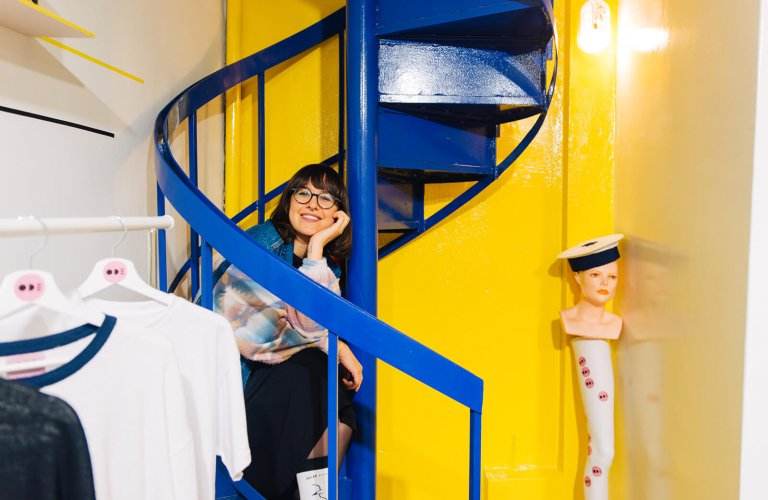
(557, 233, 623, 500)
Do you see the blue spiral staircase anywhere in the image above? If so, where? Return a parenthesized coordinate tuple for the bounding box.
(153, 1, 555, 499)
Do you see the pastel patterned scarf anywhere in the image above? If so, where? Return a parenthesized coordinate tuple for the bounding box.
(213, 257, 340, 364)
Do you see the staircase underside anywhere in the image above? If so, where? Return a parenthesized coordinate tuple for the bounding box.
(374, 0, 554, 252)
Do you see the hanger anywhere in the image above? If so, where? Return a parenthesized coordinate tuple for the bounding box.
(0, 216, 105, 326)
(76, 216, 172, 305)
(0, 217, 106, 377)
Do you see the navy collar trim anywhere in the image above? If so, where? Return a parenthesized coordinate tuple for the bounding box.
(0, 315, 116, 388)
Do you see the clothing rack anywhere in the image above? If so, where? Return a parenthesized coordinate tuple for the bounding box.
(0, 216, 174, 236)
(0, 215, 174, 289)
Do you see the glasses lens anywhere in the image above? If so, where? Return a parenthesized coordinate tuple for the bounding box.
(294, 189, 312, 204)
(293, 188, 337, 208)
(317, 193, 336, 209)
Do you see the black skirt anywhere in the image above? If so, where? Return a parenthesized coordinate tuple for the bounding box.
(241, 348, 357, 499)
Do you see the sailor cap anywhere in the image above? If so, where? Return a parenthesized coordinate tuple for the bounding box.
(558, 234, 624, 272)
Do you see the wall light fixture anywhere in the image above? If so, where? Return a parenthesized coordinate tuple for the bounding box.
(577, 0, 611, 54)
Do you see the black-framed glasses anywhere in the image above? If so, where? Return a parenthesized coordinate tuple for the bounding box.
(291, 188, 340, 209)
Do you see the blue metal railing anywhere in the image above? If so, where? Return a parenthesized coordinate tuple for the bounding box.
(153, 7, 484, 499)
(377, 0, 559, 258)
(345, 2, 380, 496)
(168, 154, 340, 294)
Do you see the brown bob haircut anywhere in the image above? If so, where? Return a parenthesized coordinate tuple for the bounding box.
(270, 163, 352, 261)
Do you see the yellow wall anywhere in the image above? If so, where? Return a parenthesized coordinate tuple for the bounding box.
(377, 1, 618, 498)
(224, 0, 345, 220)
(614, 0, 761, 498)
(226, 1, 620, 498)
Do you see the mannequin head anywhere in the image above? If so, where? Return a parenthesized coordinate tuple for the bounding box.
(574, 260, 618, 307)
(558, 234, 624, 311)
(559, 235, 624, 338)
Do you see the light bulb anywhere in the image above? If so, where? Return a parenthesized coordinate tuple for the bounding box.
(577, 0, 611, 54)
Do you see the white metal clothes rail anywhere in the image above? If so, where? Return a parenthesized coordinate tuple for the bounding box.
(0, 216, 174, 236)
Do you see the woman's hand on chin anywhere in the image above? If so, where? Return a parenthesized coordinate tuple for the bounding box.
(306, 210, 350, 260)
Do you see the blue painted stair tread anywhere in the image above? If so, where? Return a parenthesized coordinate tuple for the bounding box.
(379, 41, 545, 105)
(378, 175, 421, 232)
(377, 0, 551, 45)
(378, 108, 497, 174)
(382, 101, 545, 127)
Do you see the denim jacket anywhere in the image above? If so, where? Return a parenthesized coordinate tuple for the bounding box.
(212, 220, 341, 283)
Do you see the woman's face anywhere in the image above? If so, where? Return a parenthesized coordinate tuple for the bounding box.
(288, 180, 338, 243)
(575, 261, 619, 306)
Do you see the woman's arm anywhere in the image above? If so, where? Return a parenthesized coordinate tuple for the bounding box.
(306, 210, 350, 261)
(338, 340, 363, 391)
(284, 257, 341, 333)
(214, 265, 293, 360)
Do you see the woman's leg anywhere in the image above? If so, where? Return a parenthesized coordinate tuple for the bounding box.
(307, 423, 354, 468)
(295, 361, 357, 500)
(572, 338, 615, 500)
(294, 424, 353, 499)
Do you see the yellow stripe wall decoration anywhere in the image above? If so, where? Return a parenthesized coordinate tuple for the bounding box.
(39, 37, 144, 84)
(0, 0, 94, 38)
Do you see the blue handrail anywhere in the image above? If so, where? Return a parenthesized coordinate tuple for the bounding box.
(167, 152, 339, 294)
(161, 8, 347, 132)
(155, 129, 483, 409)
(154, 7, 485, 499)
(153, 3, 483, 424)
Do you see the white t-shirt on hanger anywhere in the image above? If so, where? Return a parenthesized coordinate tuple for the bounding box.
(80, 294, 251, 499)
(0, 315, 199, 500)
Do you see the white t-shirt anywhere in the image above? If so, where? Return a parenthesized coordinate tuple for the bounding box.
(81, 295, 251, 499)
(0, 316, 199, 500)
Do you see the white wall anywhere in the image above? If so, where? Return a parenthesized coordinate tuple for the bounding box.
(0, 0, 224, 290)
(740, 0, 768, 498)
(615, 0, 761, 498)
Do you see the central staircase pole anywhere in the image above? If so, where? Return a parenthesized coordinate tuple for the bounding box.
(346, 0, 379, 498)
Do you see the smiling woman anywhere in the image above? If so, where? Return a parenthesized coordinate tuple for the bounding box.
(211, 164, 360, 500)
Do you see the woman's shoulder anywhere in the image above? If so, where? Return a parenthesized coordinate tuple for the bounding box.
(213, 221, 284, 282)
(244, 220, 289, 252)
(245, 220, 278, 241)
